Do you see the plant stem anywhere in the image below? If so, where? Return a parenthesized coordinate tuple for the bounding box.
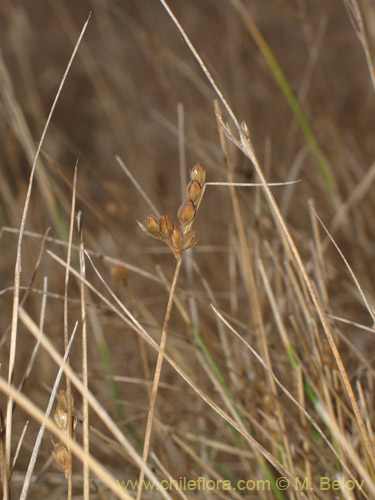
(137, 256, 183, 500)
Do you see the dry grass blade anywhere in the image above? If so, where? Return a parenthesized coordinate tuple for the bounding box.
(342, 0, 375, 90)
(177, 103, 187, 202)
(357, 381, 375, 454)
(116, 155, 161, 218)
(0, 376, 135, 500)
(78, 212, 90, 500)
(247, 142, 375, 472)
(82, 250, 156, 341)
(1, 226, 162, 285)
(150, 452, 190, 500)
(159, 0, 240, 131)
(4, 15, 91, 498)
(178, 104, 199, 332)
(63, 164, 78, 499)
(159, 0, 375, 472)
(47, 235, 370, 498)
(17, 307, 173, 499)
(52, 1, 134, 157)
(330, 159, 375, 235)
(10, 420, 28, 477)
(0, 407, 7, 493)
(257, 258, 292, 354)
(206, 180, 300, 187)
(210, 304, 374, 498)
(50, 244, 308, 497)
(64, 253, 309, 497)
(19, 322, 78, 500)
(16, 275, 48, 396)
(316, 402, 374, 495)
(0, 45, 56, 225)
(160, 435, 244, 500)
(0, 227, 50, 351)
(327, 314, 375, 335)
(313, 209, 375, 326)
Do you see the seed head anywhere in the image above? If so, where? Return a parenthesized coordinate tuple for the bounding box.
(138, 163, 205, 258)
(145, 215, 160, 235)
(191, 164, 206, 186)
(171, 223, 182, 251)
(58, 390, 74, 413)
(54, 404, 69, 431)
(178, 200, 195, 226)
(160, 215, 174, 237)
(186, 180, 201, 204)
(182, 230, 198, 250)
(53, 443, 69, 478)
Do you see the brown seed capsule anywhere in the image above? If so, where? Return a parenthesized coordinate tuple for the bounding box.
(186, 180, 201, 204)
(138, 220, 163, 240)
(160, 215, 174, 237)
(58, 390, 74, 413)
(54, 404, 69, 431)
(145, 215, 160, 235)
(182, 230, 198, 250)
(178, 201, 195, 226)
(191, 164, 206, 186)
(171, 224, 182, 251)
(53, 443, 69, 477)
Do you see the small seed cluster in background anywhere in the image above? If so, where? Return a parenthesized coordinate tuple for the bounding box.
(139, 164, 206, 259)
(52, 390, 77, 478)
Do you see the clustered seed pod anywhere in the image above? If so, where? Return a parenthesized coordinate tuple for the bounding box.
(191, 164, 206, 186)
(52, 390, 77, 478)
(138, 163, 206, 259)
(53, 443, 69, 479)
(182, 230, 198, 250)
(160, 215, 174, 238)
(54, 402, 69, 431)
(172, 223, 182, 251)
(177, 200, 195, 226)
(186, 180, 201, 204)
(145, 215, 160, 236)
(58, 388, 72, 412)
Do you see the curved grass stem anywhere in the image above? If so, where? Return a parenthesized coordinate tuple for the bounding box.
(137, 256, 183, 500)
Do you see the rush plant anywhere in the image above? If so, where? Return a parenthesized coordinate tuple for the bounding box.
(138, 164, 206, 261)
(136, 164, 206, 499)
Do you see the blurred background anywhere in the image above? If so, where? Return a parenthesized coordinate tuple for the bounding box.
(1, 0, 375, 497)
(1, 1, 374, 244)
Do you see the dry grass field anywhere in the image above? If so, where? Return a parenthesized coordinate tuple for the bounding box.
(1, 1, 375, 499)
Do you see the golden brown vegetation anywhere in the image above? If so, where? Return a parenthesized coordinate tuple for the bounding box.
(1, 1, 375, 499)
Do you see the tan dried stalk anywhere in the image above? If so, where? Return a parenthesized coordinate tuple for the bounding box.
(0, 375, 135, 500)
(62, 164, 77, 498)
(342, 0, 375, 92)
(78, 213, 90, 500)
(4, 17, 90, 500)
(136, 165, 206, 500)
(18, 306, 171, 498)
(48, 247, 352, 498)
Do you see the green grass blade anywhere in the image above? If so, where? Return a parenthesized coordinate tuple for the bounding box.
(230, 0, 338, 198)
